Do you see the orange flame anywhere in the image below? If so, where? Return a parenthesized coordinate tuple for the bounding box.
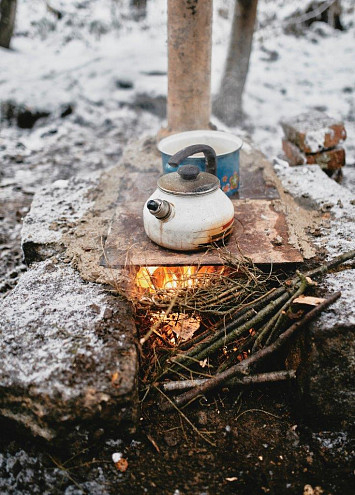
(135, 265, 225, 293)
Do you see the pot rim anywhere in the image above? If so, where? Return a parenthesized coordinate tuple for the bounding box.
(158, 130, 243, 157)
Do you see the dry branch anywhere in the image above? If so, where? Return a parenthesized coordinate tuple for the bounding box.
(161, 370, 296, 392)
(161, 292, 341, 411)
(136, 250, 355, 391)
(169, 289, 292, 371)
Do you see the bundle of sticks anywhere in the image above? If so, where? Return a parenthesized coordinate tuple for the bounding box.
(135, 250, 354, 411)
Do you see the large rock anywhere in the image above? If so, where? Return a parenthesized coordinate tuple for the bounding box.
(3, 138, 162, 439)
(21, 174, 101, 264)
(274, 159, 355, 258)
(286, 270, 355, 427)
(0, 260, 138, 440)
(275, 160, 355, 426)
(280, 111, 346, 153)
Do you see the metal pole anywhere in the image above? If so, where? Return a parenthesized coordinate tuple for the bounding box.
(166, 0, 213, 134)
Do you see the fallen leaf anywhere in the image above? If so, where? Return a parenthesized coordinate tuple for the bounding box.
(294, 295, 326, 306)
(112, 452, 128, 472)
(115, 457, 128, 472)
(199, 358, 208, 368)
(173, 315, 201, 341)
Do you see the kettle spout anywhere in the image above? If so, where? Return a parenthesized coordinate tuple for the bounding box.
(147, 199, 172, 220)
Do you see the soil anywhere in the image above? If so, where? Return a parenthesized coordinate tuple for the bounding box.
(1, 382, 354, 495)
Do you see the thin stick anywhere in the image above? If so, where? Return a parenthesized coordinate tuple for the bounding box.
(49, 456, 87, 494)
(154, 386, 216, 447)
(140, 295, 177, 345)
(173, 286, 293, 364)
(171, 290, 291, 368)
(304, 249, 355, 279)
(161, 370, 296, 392)
(161, 292, 340, 411)
(235, 408, 282, 423)
(252, 273, 310, 351)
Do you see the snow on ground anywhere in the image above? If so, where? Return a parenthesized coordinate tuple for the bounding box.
(1, 0, 353, 293)
(0, 1, 354, 273)
(212, 0, 355, 169)
(0, 0, 354, 168)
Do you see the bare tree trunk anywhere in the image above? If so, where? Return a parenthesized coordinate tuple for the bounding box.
(166, 0, 213, 133)
(0, 0, 17, 49)
(325, 0, 343, 30)
(130, 0, 147, 20)
(131, 0, 147, 7)
(213, 0, 258, 125)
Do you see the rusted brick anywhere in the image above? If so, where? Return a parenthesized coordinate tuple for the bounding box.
(306, 146, 345, 170)
(282, 138, 306, 166)
(281, 111, 347, 153)
(282, 138, 345, 170)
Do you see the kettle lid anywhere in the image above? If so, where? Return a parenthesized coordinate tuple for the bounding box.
(157, 165, 220, 196)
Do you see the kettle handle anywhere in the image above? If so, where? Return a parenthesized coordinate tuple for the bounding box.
(167, 144, 217, 176)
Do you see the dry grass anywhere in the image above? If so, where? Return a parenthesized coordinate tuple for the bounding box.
(128, 252, 282, 385)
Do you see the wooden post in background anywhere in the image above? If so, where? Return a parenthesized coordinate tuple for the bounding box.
(165, 0, 213, 135)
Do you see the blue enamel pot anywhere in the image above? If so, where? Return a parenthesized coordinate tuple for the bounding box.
(158, 130, 243, 197)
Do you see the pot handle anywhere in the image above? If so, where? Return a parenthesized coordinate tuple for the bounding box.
(167, 144, 217, 176)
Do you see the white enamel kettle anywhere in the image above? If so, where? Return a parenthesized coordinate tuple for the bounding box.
(143, 144, 235, 251)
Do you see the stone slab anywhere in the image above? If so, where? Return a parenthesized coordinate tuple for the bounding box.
(274, 159, 355, 259)
(275, 158, 355, 426)
(21, 174, 101, 264)
(0, 260, 138, 440)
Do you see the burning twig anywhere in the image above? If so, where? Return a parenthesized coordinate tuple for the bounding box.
(134, 255, 279, 317)
(139, 294, 178, 345)
(160, 292, 341, 411)
(129, 249, 355, 404)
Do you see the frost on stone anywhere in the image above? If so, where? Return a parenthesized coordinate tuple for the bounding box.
(21, 172, 101, 262)
(316, 270, 355, 329)
(0, 260, 137, 438)
(281, 111, 346, 153)
(304, 126, 334, 153)
(274, 159, 355, 258)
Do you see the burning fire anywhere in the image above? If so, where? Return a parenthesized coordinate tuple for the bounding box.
(135, 265, 225, 346)
(135, 265, 225, 293)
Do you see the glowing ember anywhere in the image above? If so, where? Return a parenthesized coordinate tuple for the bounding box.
(135, 265, 225, 293)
